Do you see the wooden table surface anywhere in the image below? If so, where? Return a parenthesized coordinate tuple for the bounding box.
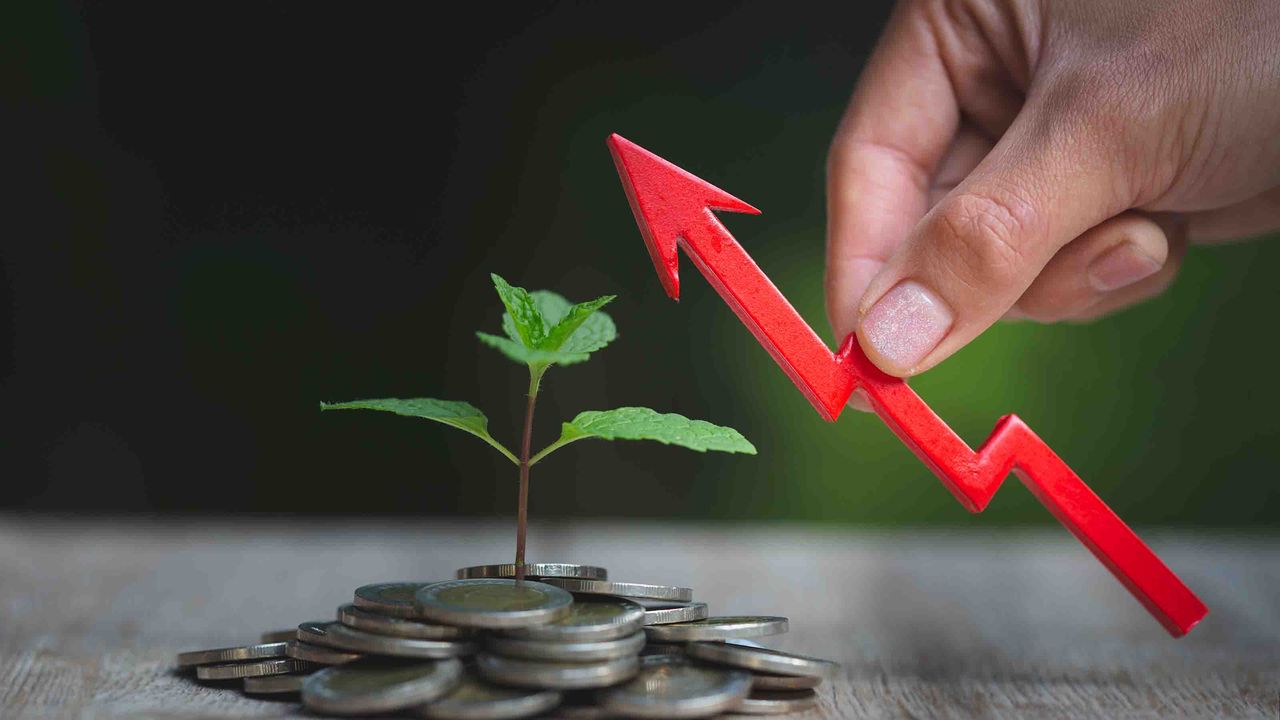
(0, 515, 1276, 719)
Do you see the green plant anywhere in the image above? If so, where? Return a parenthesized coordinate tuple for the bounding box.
(322, 274, 755, 577)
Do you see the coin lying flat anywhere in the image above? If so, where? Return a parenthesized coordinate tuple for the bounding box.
(476, 653, 639, 690)
(456, 563, 608, 581)
(414, 579, 573, 629)
(339, 603, 472, 640)
(243, 673, 307, 694)
(685, 643, 839, 679)
(288, 640, 363, 665)
(298, 620, 348, 648)
(540, 579, 693, 603)
(749, 673, 821, 691)
(419, 673, 562, 720)
(177, 641, 289, 668)
(486, 631, 645, 663)
(260, 628, 300, 643)
(642, 602, 709, 626)
(502, 597, 645, 642)
(196, 658, 311, 681)
(320, 623, 476, 659)
(598, 654, 752, 718)
(302, 658, 463, 716)
(729, 689, 819, 715)
(644, 616, 788, 643)
(354, 582, 434, 619)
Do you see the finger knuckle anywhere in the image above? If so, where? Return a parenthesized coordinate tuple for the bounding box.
(929, 191, 1035, 290)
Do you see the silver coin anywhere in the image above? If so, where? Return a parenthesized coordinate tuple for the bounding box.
(503, 597, 645, 642)
(486, 631, 645, 663)
(598, 655, 752, 718)
(420, 673, 562, 720)
(339, 603, 472, 640)
(749, 673, 821, 691)
(302, 658, 463, 716)
(354, 581, 435, 619)
(260, 628, 300, 643)
(414, 579, 574, 629)
(457, 563, 608, 581)
(177, 641, 288, 668)
(320, 623, 476, 659)
(685, 643, 839, 679)
(288, 640, 363, 665)
(297, 620, 347, 648)
(243, 673, 307, 694)
(642, 602, 709, 626)
(476, 653, 639, 690)
(644, 616, 788, 643)
(196, 658, 311, 681)
(728, 689, 819, 715)
(540, 579, 693, 603)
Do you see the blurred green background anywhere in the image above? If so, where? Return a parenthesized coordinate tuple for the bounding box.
(2, 2, 1276, 526)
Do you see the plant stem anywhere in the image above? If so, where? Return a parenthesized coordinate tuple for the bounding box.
(515, 366, 544, 582)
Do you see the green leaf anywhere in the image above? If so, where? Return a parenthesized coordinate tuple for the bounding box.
(490, 273, 546, 348)
(503, 290, 618, 356)
(542, 295, 616, 352)
(477, 332, 590, 366)
(320, 397, 518, 464)
(530, 407, 756, 464)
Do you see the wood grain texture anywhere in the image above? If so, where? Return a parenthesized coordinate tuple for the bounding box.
(0, 515, 1275, 719)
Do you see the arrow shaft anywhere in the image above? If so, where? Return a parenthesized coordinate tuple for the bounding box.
(683, 208, 1206, 637)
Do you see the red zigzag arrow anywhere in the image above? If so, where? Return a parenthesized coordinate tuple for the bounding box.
(607, 133, 1208, 637)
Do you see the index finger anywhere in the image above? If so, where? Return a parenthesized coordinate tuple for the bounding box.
(825, 1, 959, 344)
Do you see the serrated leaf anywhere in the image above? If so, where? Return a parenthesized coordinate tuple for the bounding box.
(499, 289, 618, 363)
(491, 274, 546, 348)
(542, 295, 615, 352)
(532, 407, 755, 462)
(477, 332, 590, 366)
(320, 397, 518, 463)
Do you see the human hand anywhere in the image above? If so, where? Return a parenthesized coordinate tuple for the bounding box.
(825, 0, 1280, 385)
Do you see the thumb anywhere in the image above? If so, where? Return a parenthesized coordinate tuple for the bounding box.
(855, 106, 1132, 376)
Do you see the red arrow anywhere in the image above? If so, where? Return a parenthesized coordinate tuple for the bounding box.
(608, 133, 1208, 637)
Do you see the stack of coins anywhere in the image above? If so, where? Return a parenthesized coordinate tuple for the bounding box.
(175, 562, 839, 718)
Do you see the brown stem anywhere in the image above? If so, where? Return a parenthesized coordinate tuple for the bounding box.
(515, 368, 542, 583)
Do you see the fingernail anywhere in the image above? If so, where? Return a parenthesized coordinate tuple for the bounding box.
(1087, 242, 1162, 292)
(860, 281, 953, 373)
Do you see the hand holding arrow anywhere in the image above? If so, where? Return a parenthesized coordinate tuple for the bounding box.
(607, 133, 1207, 637)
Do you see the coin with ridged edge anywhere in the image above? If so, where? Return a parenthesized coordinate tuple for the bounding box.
(503, 597, 644, 642)
(297, 620, 347, 648)
(419, 673, 562, 720)
(354, 582, 434, 618)
(414, 579, 573, 629)
(288, 640, 363, 665)
(644, 616, 788, 643)
(476, 653, 639, 690)
(728, 689, 819, 715)
(539, 578, 693, 603)
(339, 603, 472, 640)
(685, 643, 839, 679)
(749, 673, 821, 691)
(598, 653, 752, 718)
(197, 658, 312, 681)
(486, 630, 645, 663)
(302, 658, 463, 716)
(456, 563, 608, 581)
(320, 623, 475, 659)
(177, 641, 288, 668)
(243, 673, 307, 694)
(642, 602, 709, 626)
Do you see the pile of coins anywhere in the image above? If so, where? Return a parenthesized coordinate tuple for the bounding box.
(176, 562, 838, 717)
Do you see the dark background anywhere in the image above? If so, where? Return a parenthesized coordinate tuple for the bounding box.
(3, 2, 1276, 526)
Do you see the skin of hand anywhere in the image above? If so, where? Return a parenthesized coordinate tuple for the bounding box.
(825, 0, 1280, 397)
